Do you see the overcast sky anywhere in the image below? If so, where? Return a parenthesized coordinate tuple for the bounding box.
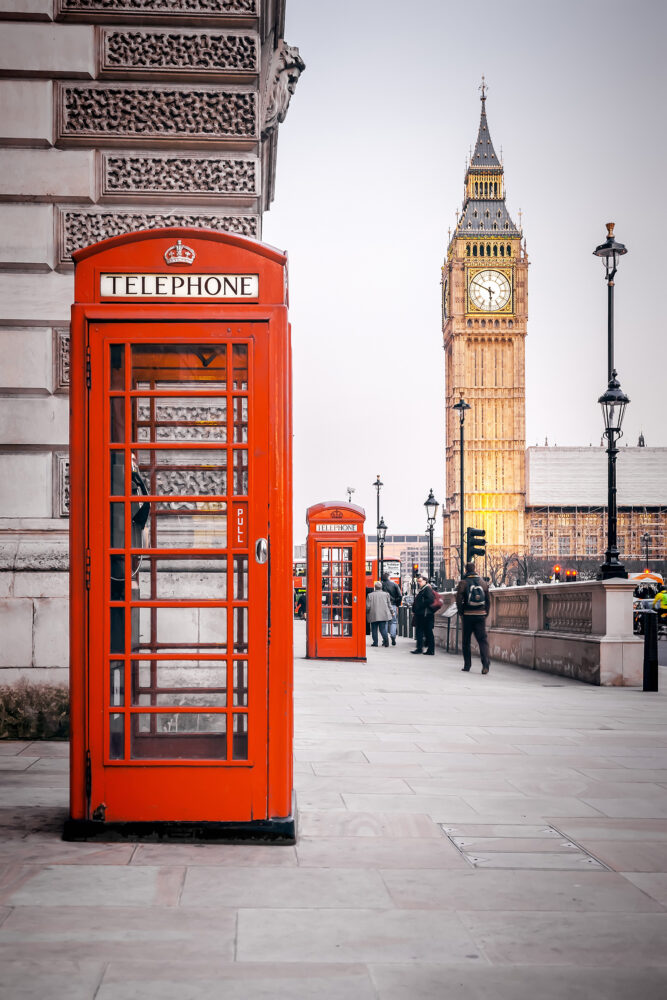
(262, 0, 667, 544)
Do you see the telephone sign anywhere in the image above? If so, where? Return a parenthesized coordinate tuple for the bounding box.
(66, 228, 294, 842)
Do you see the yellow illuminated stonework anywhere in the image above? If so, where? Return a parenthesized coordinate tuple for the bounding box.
(441, 90, 528, 579)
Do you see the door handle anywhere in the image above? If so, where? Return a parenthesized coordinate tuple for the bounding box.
(255, 538, 268, 564)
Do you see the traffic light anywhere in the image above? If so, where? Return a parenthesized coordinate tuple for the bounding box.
(571, 569, 577, 581)
(553, 564, 561, 582)
(565, 569, 572, 582)
(412, 562, 419, 578)
(466, 526, 486, 562)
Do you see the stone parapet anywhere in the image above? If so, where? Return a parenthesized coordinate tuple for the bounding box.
(435, 579, 643, 686)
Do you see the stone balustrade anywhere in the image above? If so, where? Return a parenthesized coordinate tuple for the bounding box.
(434, 579, 643, 686)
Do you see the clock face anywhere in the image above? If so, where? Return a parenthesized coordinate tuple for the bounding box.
(468, 269, 511, 311)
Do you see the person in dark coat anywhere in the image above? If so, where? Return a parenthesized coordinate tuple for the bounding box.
(455, 561, 491, 673)
(381, 571, 402, 645)
(411, 574, 436, 655)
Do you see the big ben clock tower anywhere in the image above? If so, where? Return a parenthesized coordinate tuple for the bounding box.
(442, 83, 528, 578)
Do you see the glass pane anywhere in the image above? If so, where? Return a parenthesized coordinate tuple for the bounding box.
(138, 509, 228, 550)
(110, 451, 125, 496)
(232, 396, 248, 442)
(233, 556, 248, 600)
(134, 397, 227, 443)
(110, 397, 125, 443)
(109, 344, 125, 389)
(232, 344, 248, 390)
(110, 607, 125, 653)
(137, 556, 227, 601)
(110, 555, 125, 601)
(110, 502, 125, 548)
(138, 606, 227, 650)
(233, 449, 248, 495)
(109, 713, 124, 759)
(233, 607, 248, 653)
(110, 660, 124, 706)
(131, 713, 227, 760)
(138, 449, 227, 498)
(233, 660, 248, 707)
(232, 713, 248, 760)
(132, 344, 227, 388)
(131, 659, 227, 705)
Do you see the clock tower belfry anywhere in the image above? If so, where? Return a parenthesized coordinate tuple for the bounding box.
(441, 84, 528, 578)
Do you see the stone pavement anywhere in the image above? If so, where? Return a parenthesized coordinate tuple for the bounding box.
(1, 623, 667, 999)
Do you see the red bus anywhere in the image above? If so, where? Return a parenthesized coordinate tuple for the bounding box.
(365, 558, 401, 592)
(293, 560, 306, 616)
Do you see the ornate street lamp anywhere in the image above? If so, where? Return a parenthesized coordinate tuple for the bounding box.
(424, 488, 439, 583)
(452, 394, 471, 577)
(372, 474, 383, 575)
(642, 532, 651, 569)
(593, 222, 627, 381)
(598, 370, 630, 579)
(377, 516, 387, 580)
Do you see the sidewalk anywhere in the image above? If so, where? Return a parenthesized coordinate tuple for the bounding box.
(1, 624, 667, 999)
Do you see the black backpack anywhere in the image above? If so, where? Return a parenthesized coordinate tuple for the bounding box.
(465, 576, 486, 611)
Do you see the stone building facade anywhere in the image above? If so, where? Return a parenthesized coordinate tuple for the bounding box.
(0, 0, 303, 683)
(441, 89, 666, 579)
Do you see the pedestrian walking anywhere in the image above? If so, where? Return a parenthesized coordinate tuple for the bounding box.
(411, 573, 436, 655)
(381, 571, 402, 645)
(366, 581, 393, 647)
(455, 561, 491, 674)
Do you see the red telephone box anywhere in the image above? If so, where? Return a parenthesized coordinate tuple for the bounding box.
(65, 227, 294, 841)
(306, 503, 366, 660)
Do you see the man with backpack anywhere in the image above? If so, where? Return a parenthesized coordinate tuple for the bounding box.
(455, 562, 491, 674)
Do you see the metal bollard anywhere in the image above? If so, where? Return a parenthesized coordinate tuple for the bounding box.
(643, 611, 659, 692)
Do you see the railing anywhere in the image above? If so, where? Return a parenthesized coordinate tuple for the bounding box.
(433, 578, 642, 686)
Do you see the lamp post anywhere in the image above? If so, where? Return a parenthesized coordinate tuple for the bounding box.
(452, 394, 471, 577)
(598, 371, 630, 579)
(642, 532, 651, 569)
(377, 516, 387, 580)
(424, 488, 439, 583)
(593, 223, 630, 581)
(593, 222, 627, 381)
(372, 474, 383, 576)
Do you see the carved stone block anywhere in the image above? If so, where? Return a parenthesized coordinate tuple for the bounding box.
(57, 83, 257, 146)
(100, 28, 258, 78)
(57, 0, 257, 22)
(54, 327, 70, 392)
(54, 452, 70, 517)
(57, 207, 259, 265)
(101, 153, 258, 201)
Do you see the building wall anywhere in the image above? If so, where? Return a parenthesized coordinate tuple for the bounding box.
(0, 0, 303, 683)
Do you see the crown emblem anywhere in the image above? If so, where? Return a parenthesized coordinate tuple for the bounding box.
(331, 509, 343, 519)
(164, 240, 196, 266)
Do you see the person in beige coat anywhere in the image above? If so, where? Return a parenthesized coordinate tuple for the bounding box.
(366, 581, 393, 647)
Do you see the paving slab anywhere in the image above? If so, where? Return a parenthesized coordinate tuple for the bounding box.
(236, 907, 480, 963)
(380, 867, 664, 912)
(369, 964, 667, 1000)
(98, 961, 377, 1000)
(458, 910, 667, 966)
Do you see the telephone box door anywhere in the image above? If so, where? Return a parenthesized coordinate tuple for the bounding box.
(87, 322, 269, 822)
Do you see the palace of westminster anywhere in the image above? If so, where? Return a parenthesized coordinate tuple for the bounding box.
(439, 87, 666, 581)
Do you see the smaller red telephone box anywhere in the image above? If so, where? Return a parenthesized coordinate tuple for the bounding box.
(306, 503, 366, 660)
